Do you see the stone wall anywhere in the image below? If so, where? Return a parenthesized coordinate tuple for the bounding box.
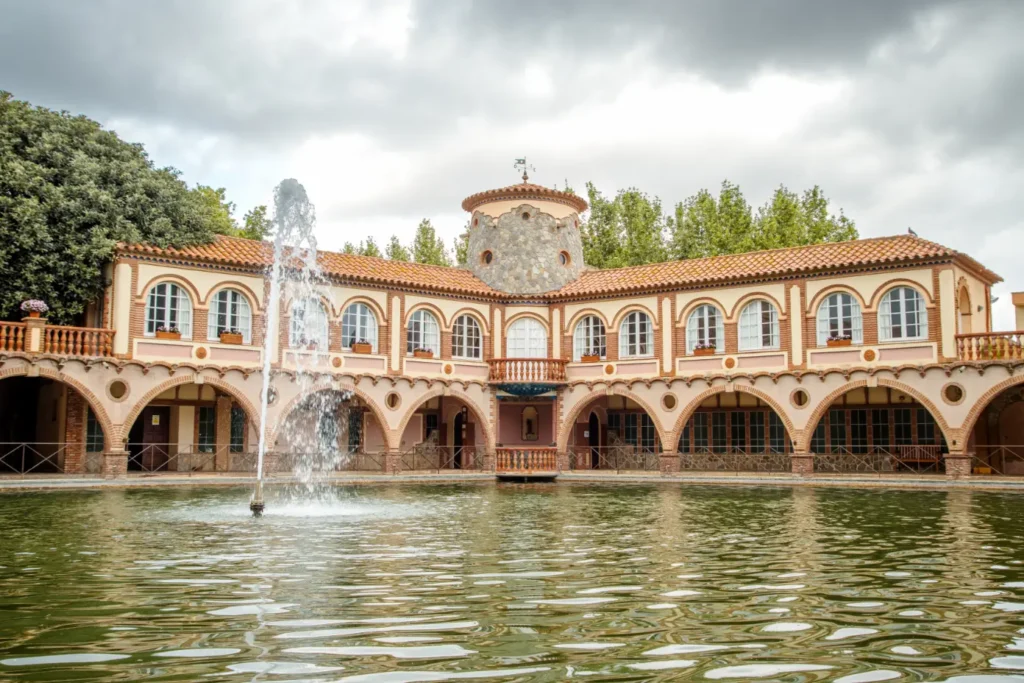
(467, 204, 584, 294)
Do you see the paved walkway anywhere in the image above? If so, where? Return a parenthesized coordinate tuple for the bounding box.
(2, 471, 1024, 491)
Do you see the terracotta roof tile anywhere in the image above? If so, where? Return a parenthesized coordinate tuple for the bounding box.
(119, 235, 500, 297)
(118, 233, 1000, 301)
(553, 234, 1002, 297)
(462, 182, 588, 213)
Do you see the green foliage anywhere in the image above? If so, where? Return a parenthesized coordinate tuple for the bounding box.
(0, 91, 218, 323)
(193, 185, 237, 236)
(411, 219, 452, 266)
(360, 237, 382, 258)
(453, 223, 469, 266)
(581, 183, 667, 268)
(385, 235, 410, 262)
(240, 205, 272, 241)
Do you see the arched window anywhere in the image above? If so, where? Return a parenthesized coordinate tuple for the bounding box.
(341, 303, 378, 352)
(145, 282, 193, 338)
(686, 305, 723, 354)
(620, 310, 654, 358)
(739, 300, 779, 351)
(407, 309, 440, 354)
(207, 289, 252, 343)
(879, 287, 927, 342)
(573, 315, 606, 360)
(289, 297, 329, 348)
(816, 292, 863, 345)
(507, 317, 547, 358)
(452, 314, 482, 359)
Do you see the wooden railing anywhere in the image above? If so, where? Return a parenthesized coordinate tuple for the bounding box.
(0, 322, 26, 352)
(956, 331, 1024, 361)
(488, 358, 569, 383)
(42, 326, 115, 357)
(495, 447, 558, 473)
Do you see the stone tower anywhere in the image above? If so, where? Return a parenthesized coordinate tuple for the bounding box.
(462, 176, 589, 295)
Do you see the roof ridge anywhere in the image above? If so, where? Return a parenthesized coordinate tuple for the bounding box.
(575, 234, 943, 278)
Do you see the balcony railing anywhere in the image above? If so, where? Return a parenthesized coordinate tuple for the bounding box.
(0, 322, 26, 352)
(495, 447, 558, 473)
(43, 325, 115, 357)
(956, 331, 1024, 361)
(488, 358, 568, 383)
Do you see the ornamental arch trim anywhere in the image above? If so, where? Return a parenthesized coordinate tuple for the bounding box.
(393, 385, 496, 453)
(667, 384, 797, 452)
(556, 384, 666, 453)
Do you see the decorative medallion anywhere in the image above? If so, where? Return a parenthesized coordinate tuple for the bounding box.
(604, 364, 614, 375)
(863, 349, 876, 362)
(195, 347, 207, 359)
(331, 356, 342, 368)
(724, 357, 736, 369)
(444, 364, 453, 375)
(942, 383, 965, 405)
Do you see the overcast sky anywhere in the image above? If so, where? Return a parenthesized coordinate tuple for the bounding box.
(2, 0, 1022, 327)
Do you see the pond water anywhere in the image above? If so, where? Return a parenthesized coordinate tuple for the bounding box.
(2, 483, 1024, 682)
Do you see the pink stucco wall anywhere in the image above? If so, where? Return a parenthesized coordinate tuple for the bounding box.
(498, 402, 553, 445)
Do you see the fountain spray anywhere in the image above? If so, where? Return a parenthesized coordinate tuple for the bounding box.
(251, 179, 319, 517)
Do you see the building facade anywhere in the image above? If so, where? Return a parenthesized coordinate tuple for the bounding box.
(2, 178, 1023, 479)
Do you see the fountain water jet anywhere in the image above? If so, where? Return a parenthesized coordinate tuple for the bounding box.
(251, 179, 355, 516)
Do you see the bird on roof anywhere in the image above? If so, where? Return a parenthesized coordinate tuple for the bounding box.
(908, 227, 918, 236)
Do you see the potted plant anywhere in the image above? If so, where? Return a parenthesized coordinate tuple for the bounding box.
(351, 338, 373, 354)
(20, 300, 48, 319)
(693, 342, 716, 356)
(580, 351, 600, 363)
(826, 334, 852, 348)
(155, 325, 182, 340)
(219, 328, 244, 345)
(413, 346, 434, 359)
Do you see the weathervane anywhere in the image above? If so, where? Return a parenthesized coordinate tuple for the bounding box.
(514, 158, 535, 183)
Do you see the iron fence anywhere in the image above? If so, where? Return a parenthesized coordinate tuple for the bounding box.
(0, 442, 95, 475)
(398, 446, 482, 473)
(678, 449, 790, 473)
(570, 446, 660, 472)
(812, 446, 944, 474)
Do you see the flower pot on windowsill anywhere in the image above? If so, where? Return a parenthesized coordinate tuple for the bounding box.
(826, 338, 852, 347)
(413, 349, 434, 359)
(693, 347, 716, 356)
(351, 342, 373, 354)
(219, 332, 244, 345)
(155, 330, 182, 341)
(580, 354, 600, 363)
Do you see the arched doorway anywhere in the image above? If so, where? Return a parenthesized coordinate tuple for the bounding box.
(396, 393, 483, 472)
(125, 382, 257, 474)
(674, 391, 792, 473)
(967, 384, 1024, 476)
(273, 389, 384, 473)
(0, 376, 107, 474)
(808, 385, 947, 474)
(565, 394, 660, 471)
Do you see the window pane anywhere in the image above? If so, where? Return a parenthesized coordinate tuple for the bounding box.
(828, 408, 846, 453)
(86, 408, 104, 452)
(850, 409, 868, 454)
(230, 405, 246, 453)
(198, 407, 216, 453)
(731, 412, 746, 451)
(894, 408, 913, 446)
(711, 412, 726, 451)
(750, 411, 766, 452)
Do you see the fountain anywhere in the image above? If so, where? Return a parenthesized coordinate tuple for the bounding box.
(251, 179, 354, 516)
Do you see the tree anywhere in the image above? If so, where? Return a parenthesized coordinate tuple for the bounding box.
(0, 91, 217, 323)
(240, 205, 273, 241)
(359, 237, 382, 258)
(193, 185, 238, 236)
(581, 183, 666, 268)
(667, 180, 858, 261)
(453, 223, 469, 266)
(385, 235, 410, 262)
(411, 219, 451, 266)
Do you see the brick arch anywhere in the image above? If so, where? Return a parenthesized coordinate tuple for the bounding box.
(565, 308, 610, 336)
(668, 384, 797, 451)
(959, 374, 1024, 451)
(0, 366, 115, 450)
(206, 281, 263, 311)
(122, 374, 261, 442)
(728, 292, 788, 322)
(610, 304, 660, 332)
(267, 381, 389, 450)
(807, 285, 869, 315)
(447, 307, 490, 334)
(404, 302, 448, 329)
(678, 297, 728, 326)
(556, 385, 666, 453)
(136, 273, 203, 309)
(394, 385, 495, 453)
(505, 311, 550, 333)
(800, 378, 954, 453)
(337, 295, 387, 328)
(866, 278, 936, 310)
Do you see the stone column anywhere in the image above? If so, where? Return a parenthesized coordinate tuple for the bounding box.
(659, 450, 680, 475)
(23, 315, 45, 352)
(215, 396, 232, 471)
(944, 453, 973, 479)
(103, 448, 128, 479)
(790, 452, 815, 476)
(63, 390, 87, 474)
(480, 450, 495, 473)
(556, 450, 570, 472)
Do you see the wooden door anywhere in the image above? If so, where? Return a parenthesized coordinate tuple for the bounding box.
(141, 407, 170, 471)
(453, 413, 464, 469)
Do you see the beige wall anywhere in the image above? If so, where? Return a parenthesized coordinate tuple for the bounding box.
(473, 198, 578, 220)
(136, 263, 265, 307)
(677, 283, 787, 320)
